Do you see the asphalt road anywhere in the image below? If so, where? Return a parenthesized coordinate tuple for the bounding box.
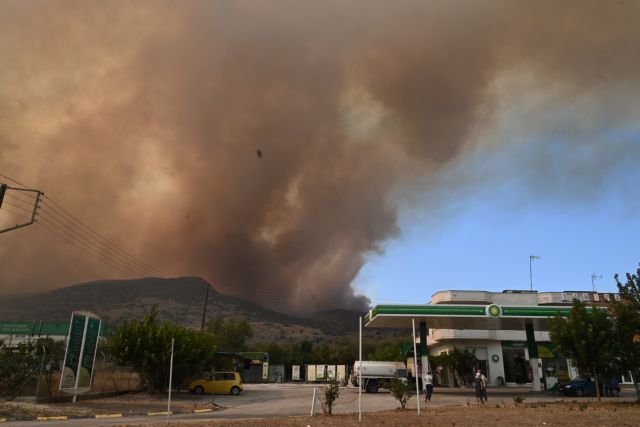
(2, 383, 637, 426)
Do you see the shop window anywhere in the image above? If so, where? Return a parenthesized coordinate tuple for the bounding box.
(502, 348, 528, 384)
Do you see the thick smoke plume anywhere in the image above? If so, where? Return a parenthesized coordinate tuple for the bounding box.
(1, 1, 639, 314)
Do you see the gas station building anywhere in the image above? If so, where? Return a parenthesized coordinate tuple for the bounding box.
(364, 289, 626, 392)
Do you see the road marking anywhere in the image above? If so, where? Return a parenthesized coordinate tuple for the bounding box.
(37, 416, 68, 421)
(193, 408, 213, 413)
(148, 411, 172, 416)
(0, 417, 6, 422)
(95, 413, 123, 418)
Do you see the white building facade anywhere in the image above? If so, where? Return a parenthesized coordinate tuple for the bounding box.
(425, 290, 632, 389)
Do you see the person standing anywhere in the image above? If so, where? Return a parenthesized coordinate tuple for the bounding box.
(475, 370, 488, 403)
(423, 370, 434, 402)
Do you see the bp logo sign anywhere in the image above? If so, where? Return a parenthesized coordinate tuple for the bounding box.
(486, 304, 501, 318)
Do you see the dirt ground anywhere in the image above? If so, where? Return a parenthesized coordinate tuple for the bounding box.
(123, 402, 640, 427)
(0, 392, 640, 427)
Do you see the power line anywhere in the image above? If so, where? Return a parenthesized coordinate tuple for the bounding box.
(37, 214, 151, 277)
(4, 192, 37, 206)
(37, 208, 154, 277)
(1, 199, 34, 213)
(39, 198, 161, 276)
(0, 172, 32, 189)
(1, 170, 162, 277)
(0, 207, 32, 222)
(37, 217, 147, 277)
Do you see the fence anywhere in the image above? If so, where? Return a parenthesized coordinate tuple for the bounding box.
(0, 356, 141, 400)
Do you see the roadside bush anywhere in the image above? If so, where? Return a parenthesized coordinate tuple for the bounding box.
(390, 378, 412, 409)
(321, 378, 340, 415)
(0, 339, 64, 399)
(513, 396, 525, 405)
(108, 306, 217, 393)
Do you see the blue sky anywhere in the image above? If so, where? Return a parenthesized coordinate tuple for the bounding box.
(354, 119, 640, 306)
(355, 195, 639, 305)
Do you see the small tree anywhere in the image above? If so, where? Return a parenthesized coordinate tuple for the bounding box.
(610, 303, 640, 399)
(549, 300, 613, 401)
(366, 337, 407, 361)
(0, 342, 40, 398)
(615, 264, 640, 310)
(108, 307, 217, 393)
(445, 347, 477, 386)
(615, 263, 640, 398)
(427, 354, 446, 386)
(206, 316, 253, 351)
(320, 378, 340, 415)
(390, 377, 412, 409)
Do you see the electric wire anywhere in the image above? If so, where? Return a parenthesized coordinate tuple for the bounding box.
(44, 196, 161, 276)
(36, 217, 146, 277)
(0, 207, 32, 222)
(41, 195, 162, 276)
(36, 209, 155, 277)
(4, 192, 36, 206)
(1, 170, 162, 277)
(37, 219, 146, 275)
(1, 199, 34, 213)
(0, 172, 31, 189)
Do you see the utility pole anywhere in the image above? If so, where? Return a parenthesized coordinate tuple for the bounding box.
(0, 183, 43, 233)
(529, 255, 540, 291)
(591, 273, 603, 293)
(200, 283, 210, 332)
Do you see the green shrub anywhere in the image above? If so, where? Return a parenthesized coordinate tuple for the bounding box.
(321, 379, 340, 415)
(390, 378, 412, 409)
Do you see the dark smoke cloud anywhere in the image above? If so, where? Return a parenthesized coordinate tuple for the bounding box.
(1, 1, 639, 314)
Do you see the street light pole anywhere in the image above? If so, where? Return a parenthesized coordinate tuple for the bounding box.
(591, 274, 603, 293)
(529, 255, 540, 291)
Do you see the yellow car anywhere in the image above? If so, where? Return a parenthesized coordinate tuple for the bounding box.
(189, 372, 243, 395)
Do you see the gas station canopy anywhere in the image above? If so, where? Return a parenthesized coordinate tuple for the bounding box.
(363, 304, 601, 331)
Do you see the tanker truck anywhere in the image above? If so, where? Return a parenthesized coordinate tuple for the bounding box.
(351, 361, 408, 393)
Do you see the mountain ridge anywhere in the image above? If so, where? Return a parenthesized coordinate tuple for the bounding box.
(0, 276, 364, 342)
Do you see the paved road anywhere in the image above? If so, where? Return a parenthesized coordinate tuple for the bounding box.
(2, 384, 637, 426)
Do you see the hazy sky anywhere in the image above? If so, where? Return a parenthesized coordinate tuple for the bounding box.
(1, 1, 639, 315)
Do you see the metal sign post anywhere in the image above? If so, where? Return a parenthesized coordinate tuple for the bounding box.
(167, 338, 174, 426)
(310, 388, 317, 416)
(59, 311, 101, 401)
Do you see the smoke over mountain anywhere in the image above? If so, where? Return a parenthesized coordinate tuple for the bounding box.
(1, 1, 639, 314)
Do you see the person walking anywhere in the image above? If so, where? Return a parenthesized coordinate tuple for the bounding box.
(474, 370, 488, 403)
(423, 370, 434, 402)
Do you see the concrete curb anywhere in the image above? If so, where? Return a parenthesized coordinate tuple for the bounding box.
(1, 406, 219, 422)
(95, 413, 123, 419)
(147, 411, 172, 416)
